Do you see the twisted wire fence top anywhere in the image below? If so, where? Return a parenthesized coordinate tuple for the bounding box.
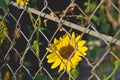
(0, 0, 120, 80)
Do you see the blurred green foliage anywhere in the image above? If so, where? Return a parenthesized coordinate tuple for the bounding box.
(36, 73, 50, 80)
(82, 0, 120, 80)
(0, 0, 9, 12)
(0, 21, 8, 44)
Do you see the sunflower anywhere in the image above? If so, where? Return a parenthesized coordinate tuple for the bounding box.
(16, 0, 29, 6)
(46, 32, 88, 72)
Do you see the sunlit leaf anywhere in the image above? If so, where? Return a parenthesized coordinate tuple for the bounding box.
(0, 0, 9, 12)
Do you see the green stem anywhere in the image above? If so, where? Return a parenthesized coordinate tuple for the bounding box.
(29, 12, 41, 56)
(69, 76, 71, 80)
(36, 31, 40, 56)
(104, 65, 118, 80)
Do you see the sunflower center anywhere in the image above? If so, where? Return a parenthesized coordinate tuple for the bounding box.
(59, 45, 75, 59)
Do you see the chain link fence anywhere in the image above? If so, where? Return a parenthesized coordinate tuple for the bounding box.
(0, 0, 120, 80)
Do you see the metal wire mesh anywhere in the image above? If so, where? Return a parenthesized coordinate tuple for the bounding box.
(0, 0, 120, 80)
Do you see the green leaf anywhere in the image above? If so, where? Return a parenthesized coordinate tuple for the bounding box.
(101, 23, 110, 34)
(84, 2, 97, 13)
(24, 61, 32, 67)
(38, 17, 41, 28)
(70, 68, 79, 79)
(92, 15, 100, 25)
(89, 45, 99, 59)
(32, 40, 42, 56)
(0, 0, 9, 12)
(90, 3, 97, 11)
(36, 73, 50, 80)
(114, 60, 120, 67)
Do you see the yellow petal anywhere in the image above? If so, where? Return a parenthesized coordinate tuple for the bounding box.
(59, 36, 62, 41)
(79, 52, 87, 56)
(75, 51, 82, 56)
(63, 36, 69, 46)
(78, 40, 86, 48)
(72, 32, 75, 38)
(48, 59, 56, 63)
(54, 38, 58, 44)
(67, 62, 71, 72)
(47, 54, 58, 63)
(77, 49, 87, 56)
(16, 0, 19, 4)
(56, 43, 61, 50)
(73, 55, 82, 61)
(51, 59, 61, 69)
(79, 47, 88, 52)
(16, 0, 28, 6)
(70, 41, 75, 47)
(71, 59, 79, 68)
(47, 53, 57, 59)
(76, 35, 81, 42)
(58, 63, 64, 73)
(46, 48, 53, 52)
